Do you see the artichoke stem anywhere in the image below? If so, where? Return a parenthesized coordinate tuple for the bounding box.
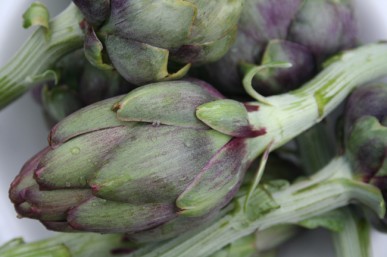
(332, 208, 372, 257)
(131, 157, 384, 257)
(245, 43, 387, 161)
(0, 3, 84, 110)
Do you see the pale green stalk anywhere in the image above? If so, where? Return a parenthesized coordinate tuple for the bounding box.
(0, 233, 132, 257)
(0, 3, 84, 109)
(332, 208, 371, 257)
(245, 43, 387, 161)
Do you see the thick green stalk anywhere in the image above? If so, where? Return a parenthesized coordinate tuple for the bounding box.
(0, 3, 84, 109)
(332, 208, 371, 257)
(245, 43, 387, 161)
(296, 123, 336, 174)
(129, 157, 384, 257)
(296, 121, 371, 257)
(0, 233, 132, 257)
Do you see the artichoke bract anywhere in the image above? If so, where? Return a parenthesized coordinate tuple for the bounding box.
(201, 0, 357, 96)
(72, 0, 244, 85)
(344, 83, 387, 230)
(9, 79, 262, 240)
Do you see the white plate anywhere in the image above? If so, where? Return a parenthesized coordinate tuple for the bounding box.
(0, 1, 386, 256)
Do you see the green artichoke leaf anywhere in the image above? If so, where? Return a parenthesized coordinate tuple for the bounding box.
(196, 99, 264, 137)
(177, 138, 247, 217)
(115, 80, 222, 128)
(35, 127, 128, 189)
(187, 0, 244, 43)
(84, 24, 113, 70)
(50, 96, 126, 145)
(67, 197, 177, 233)
(22, 2, 50, 33)
(105, 35, 190, 85)
(24, 69, 59, 86)
(90, 126, 230, 204)
(173, 28, 237, 64)
(103, 0, 196, 49)
(15, 187, 91, 221)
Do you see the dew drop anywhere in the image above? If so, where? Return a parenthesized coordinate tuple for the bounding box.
(71, 147, 80, 155)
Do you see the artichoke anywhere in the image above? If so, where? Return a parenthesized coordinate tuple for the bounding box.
(344, 83, 387, 230)
(200, 0, 357, 96)
(9, 79, 262, 241)
(32, 50, 136, 122)
(72, 0, 244, 85)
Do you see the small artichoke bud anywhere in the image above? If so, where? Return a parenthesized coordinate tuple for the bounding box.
(73, 0, 244, 85)
(200, 0, 357, 97)
(345, 84, 387, 185)
(344, 83, 387, 230)
(10, 79, 263, 240)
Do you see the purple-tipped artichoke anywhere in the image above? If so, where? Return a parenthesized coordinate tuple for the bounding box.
(344, 83, 387, 230)
(10, 79, 264, 241)
(72, 0, 244, 85)
(201, 0, 357, 96)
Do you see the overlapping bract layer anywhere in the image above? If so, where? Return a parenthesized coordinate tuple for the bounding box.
(10, 79, 263, 241)
(202, 0, 357, 96)
(73, 0, 244, 85)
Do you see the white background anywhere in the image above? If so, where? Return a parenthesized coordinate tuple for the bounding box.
(0, 1, 387, 256)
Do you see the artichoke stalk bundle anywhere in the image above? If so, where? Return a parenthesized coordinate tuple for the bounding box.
(8, 43, 387, 241)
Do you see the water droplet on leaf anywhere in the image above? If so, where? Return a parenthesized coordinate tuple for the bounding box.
(71, 147, 80, 155)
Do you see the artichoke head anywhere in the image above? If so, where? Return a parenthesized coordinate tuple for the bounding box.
(202, 0, 357, 97)
(72, 0, 244, 85)
(344, 84, 387, 230)
(9, 79, 263, 241)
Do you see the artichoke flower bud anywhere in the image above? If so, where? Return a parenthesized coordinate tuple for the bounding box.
(10, 79, 263, 240)
(72, 0, 244, 85)
(201, 0, 357, 97)
(344, 84, 387, 230)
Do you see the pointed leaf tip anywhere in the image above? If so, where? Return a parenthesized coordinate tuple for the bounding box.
(196, 99, 265, 137)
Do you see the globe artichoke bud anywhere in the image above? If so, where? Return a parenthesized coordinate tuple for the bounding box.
(10, 79, 262, 240)
(72, 0, 244, 85)
(201, 0, 357, 97)
(34, 50, 136, 122)
(344, 83, 387, 230)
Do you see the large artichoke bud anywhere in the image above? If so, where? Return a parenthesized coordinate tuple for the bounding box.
(72, 0, 244, 85)
(10, 79, 263, 241)
(201, 0, 356, 96)
(33, 50, 136, 122)
(344, 83, 387, 230)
